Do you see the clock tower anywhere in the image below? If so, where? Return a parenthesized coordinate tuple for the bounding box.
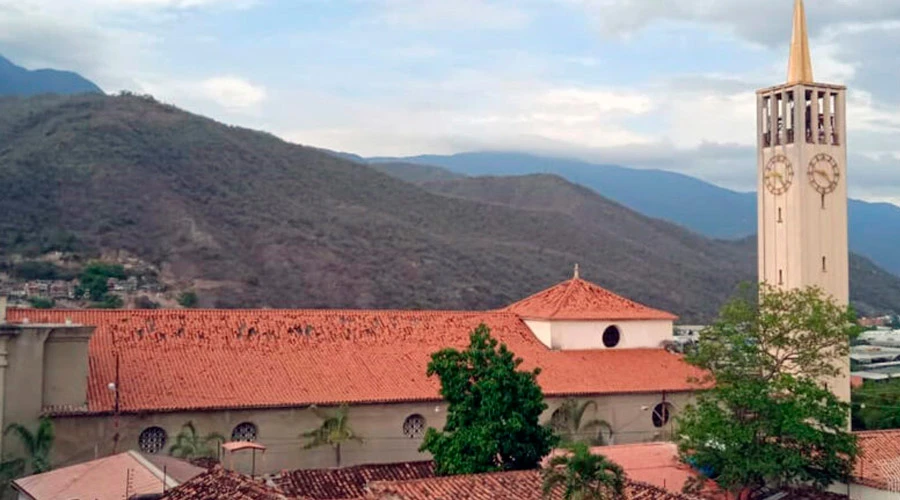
(757, 0, 849, 401)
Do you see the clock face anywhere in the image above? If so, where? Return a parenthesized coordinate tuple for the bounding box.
(764, 155, 794, 195)
(807, 153, 841, 195)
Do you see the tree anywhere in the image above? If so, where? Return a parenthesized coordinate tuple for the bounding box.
(27, 297, 55, 309)
(178, 291, 198, 308)
(852, 378, 900, 430)
(542, 442, 626, 500)
(168, 421, 224, 460)
(75, 261, 126, 305)
(420, 324, 557, 475)
(4, 417, 55, 474)
(301, 404, 362, 467)
(0, 459, 25, 496)
(547, 399, 613, 446)
(676, 283, 859, 497)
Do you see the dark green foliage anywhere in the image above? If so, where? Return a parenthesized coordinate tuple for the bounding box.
(96, 294, 124, 309)
(11, 261, 67, 280)
(4, 417, 55, 474)
(27, 297, 55, 309)
(891, 315, 900, 329)
(676, 284, 859, 495)
(542, 442, 626, 500)
(852, 378, 900, 430)
(547, 399, 612, 446)
(301, 404, 362, 467)
(178, 291, 199, 308)
(420, 324, 556, 475)
(169, 421, 224, 460)
(75, 261, 125, 302)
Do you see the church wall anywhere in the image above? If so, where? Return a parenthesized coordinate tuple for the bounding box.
(49, 392, 694, 474)
(524, 320, 552, 348)
(547, 320, 673, 350)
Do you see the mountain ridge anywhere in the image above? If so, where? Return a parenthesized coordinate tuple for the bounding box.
(1, 93, 897, 321)
(0, 54, 102, 96)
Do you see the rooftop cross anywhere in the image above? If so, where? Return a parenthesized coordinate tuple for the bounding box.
(787, 0, 814, 84)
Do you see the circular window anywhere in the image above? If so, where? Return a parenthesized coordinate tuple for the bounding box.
(652, 403, 673, 428)
(231, 422, 258, 442)
(138, 427, 167, 454)
(402, 414, 426, 439)
(602, 326, 621, 348)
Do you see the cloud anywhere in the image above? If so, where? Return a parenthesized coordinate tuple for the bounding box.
(369, 0, 530, 30)
(199, 77, 267, 110)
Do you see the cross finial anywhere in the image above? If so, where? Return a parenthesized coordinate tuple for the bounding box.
(573, 263, 580, 279)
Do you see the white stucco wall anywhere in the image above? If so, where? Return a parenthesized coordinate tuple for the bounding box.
(526, 320, 673, 350)
(829, 482, 900, 500)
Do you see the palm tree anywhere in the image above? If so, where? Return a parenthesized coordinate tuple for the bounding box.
(542, 442, 626, 500)
(301, 404, 363, 467)
(4, 417, 54, 474)
(168, 421, 225, 460)
(548, 399, 613, 446)
(0, 458, 25, 495)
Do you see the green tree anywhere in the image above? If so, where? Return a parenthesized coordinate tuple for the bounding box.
(301, 404, 362, 467)
(75, 261, 125, 303)
(542, 442, 626, 500)
(168, 421, 225, 460)
(27, 297, 55, 309)
(177, 291, 198, 308)
(0, 458, 25, 496)
(891, 315, 900, 330)
(4, 417, 55, 474)
(547, 399, 613, 446)
(676, 283, 859, 497)
(852, 378, 900, 430)
(420, 324, 557, 475)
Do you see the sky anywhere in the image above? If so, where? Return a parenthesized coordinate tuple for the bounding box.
(1, 0, 899, 204)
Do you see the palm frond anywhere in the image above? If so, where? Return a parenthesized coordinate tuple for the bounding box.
(4, 424, 36, 456)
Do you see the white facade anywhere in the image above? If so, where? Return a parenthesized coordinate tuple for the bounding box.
(524, 319, 674, 350)
(829, 482, 900, 500)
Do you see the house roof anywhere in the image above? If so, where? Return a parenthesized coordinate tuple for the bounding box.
(273, 461, 435, 499)
(160, 466, 288, 499)
(503, 278, 678, 321)
(11, 450, 203, 500)
(7, 308, 704, 414)
(852, 429, 900, 491)
(366, 469, 697, 499)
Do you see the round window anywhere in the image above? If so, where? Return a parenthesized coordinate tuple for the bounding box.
(231, 422, 258, 442)
(652, 403, 673, 428)
(402, 414, 426, 439)
(138, 426, 167, 454)
(602, 326, 621, 348)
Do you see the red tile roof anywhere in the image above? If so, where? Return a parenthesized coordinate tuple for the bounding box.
(853, 429, 900, 491)
(160, 466, 287, 499)
(274, 461, 435, 499)
(504, 278, 678, 321)
(366, 469, 697, 499)
(8, 308, 703, 414)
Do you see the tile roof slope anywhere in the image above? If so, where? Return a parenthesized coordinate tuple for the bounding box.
(853, 429, 900, 491)
(274, 461, 435, 499)
(12, 450, 173, 500)
(160, 466, 288, 499)
(8, 309, 704, 413)
(141, 452, 207, 484)
(366, 469, 697, 499)
(503, 278, 678, 321)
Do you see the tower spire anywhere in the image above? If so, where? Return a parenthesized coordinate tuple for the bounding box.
(787, 0, 814, 84)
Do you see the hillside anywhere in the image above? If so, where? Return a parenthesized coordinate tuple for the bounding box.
(0, 54, 102, 96)
(0, 94, 896, 321)
(371, 152, 900, 277)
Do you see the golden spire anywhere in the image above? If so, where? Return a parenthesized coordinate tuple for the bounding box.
(787, 0, 814, 84)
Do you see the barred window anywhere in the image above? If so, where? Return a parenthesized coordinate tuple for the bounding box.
(403, 414, 426, 439)
(652, 403, 673, 428)
(138, 427, 167, 454)
(231, 422, 258, 442)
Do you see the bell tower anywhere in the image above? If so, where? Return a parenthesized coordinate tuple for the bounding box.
(757, 0, 849, 401)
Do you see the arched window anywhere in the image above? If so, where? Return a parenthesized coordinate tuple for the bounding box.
(652, 403, 673, 428)
(138, 427, 167, 454)
(231, 422, 258, 442)
(402, 414, 426, 439)
(602, 325, 621, 348)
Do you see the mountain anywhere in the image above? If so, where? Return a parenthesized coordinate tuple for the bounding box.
(369, 152, 900, 277)
(0, 54, 102, 96)
(1, 94, 898, 321)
